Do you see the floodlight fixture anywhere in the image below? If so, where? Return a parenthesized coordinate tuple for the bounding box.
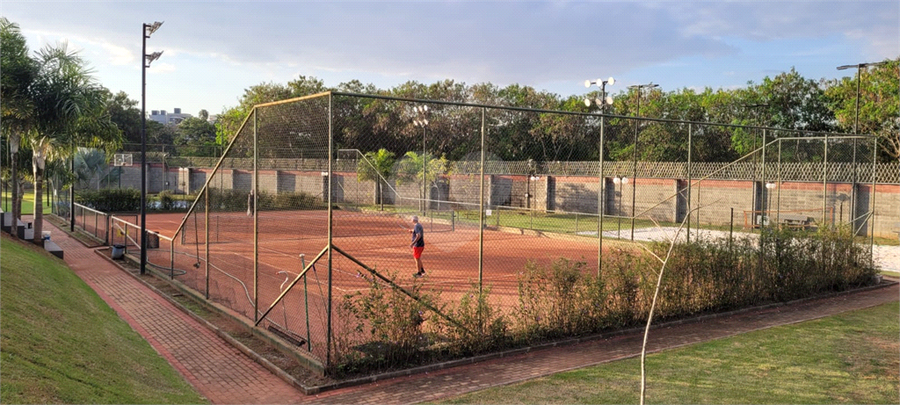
(583, 76, 616, 109)
(145, 51, 164, 66)
(837, 61, 886, 70)
(628, 82, 658, 90)
(145, 21, 164, 37)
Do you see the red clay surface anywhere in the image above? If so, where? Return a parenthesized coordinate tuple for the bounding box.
(135, 209, 608, 363)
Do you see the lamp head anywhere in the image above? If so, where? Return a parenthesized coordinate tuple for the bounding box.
(145, 21, 164, 36)
(145, 51, 164, 66)
(607, 77, 615, 86)
(584, 98, 591, 107)
(584, 80, 592, 88)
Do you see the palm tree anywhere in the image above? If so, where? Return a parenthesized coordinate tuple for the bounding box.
(1, 18, 37, 235)
(357, 148, 395, 209)
(26, 42, 120, 245)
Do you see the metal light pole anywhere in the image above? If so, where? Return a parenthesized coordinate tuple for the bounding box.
(141, 21, 164, 275)
(627, 83, 658, 241)
(836, 61, 885, 232)
(413, 105, 429, 214)
(837, 61, 887, 134)
(585, 77, 615, 274)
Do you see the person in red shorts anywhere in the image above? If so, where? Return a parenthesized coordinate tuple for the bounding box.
(410, 215, 426, 277)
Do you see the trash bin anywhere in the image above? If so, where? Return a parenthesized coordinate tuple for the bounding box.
(147, 231, 159, 249)
(111, 244, 125, 260)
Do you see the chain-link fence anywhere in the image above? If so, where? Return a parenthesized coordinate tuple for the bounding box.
(156, 92, 882, 376)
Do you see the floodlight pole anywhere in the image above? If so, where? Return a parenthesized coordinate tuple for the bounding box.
(414, 105, 429, 214)
(627, 83, 658, 241)
(141, 21, 163, 275)
(836, 61, 885, 233)
(585, 77, 615, 275)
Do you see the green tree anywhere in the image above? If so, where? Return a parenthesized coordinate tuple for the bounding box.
(755, 68, 835, 133)
(104, 90, 142, 144)
(175, 116, 217, 156)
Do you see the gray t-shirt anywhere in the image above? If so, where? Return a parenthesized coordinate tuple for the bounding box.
(411, 223, 425, 247)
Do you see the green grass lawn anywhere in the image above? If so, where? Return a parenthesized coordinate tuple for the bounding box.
(437, 301, 900, 404)
(1, 191, 53, 215)
(0, 234, 207, 404)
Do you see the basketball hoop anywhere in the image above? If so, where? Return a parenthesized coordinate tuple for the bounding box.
(114, 153, 133, 167)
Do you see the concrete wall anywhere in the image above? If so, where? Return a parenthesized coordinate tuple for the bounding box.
(99, 163, 900, 238)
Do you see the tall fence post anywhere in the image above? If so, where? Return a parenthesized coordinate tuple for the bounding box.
(253, 106, 259, 323)
(326, 93, 335, 370)
(478, 107, 486, 294)
(687, 123, 692, 243)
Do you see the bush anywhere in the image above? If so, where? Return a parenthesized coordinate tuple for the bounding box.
(436, 284, 509, 356)
(332, 269, 438, 375)
(206, 188, 325, 213)
(76, 188, 141, 212)
(157, 190, 175, 211)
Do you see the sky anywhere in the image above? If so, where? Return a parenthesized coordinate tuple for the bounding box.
(3, 1, 898, 118)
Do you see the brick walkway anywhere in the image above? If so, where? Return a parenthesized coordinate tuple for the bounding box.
(45, 219, 898, 404)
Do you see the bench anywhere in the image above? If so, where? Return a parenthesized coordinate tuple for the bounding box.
(43, 240, 64, 259)
(778, 214, 814, 230)
(16, 220, 33, 240)
(0, 211, 11, 233)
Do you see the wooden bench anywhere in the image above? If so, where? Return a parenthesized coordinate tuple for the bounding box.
(43, 240, 64, 259)
(778, 213, 814, 230)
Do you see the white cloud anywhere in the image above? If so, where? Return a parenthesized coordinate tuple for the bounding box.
(149, 62, 177, 73)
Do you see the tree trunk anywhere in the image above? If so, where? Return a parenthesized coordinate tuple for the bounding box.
(9, 149, 19, 239)
(32, 159, 44, 247)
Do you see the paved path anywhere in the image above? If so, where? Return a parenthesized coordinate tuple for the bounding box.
(45, 219, 898, 404)
(47, 221, 306, 404)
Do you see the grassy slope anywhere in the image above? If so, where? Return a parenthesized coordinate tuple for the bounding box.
(440, 300, 900, 404)
(0, 234, 206, 404)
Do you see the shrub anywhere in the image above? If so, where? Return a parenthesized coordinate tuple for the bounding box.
(515, 258, 608, 343)
(157, 190, 175, 210)
(436, 284, 509, 356)
(76, 188, 141, 212)
(332, 269, 438, 375)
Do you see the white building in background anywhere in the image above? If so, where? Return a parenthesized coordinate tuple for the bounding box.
(149, 108, 192, 125)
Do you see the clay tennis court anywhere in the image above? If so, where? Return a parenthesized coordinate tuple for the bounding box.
(138, 208, 606, 363)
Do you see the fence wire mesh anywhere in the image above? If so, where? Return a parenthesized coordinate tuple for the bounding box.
(131, 91, 884, 376)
